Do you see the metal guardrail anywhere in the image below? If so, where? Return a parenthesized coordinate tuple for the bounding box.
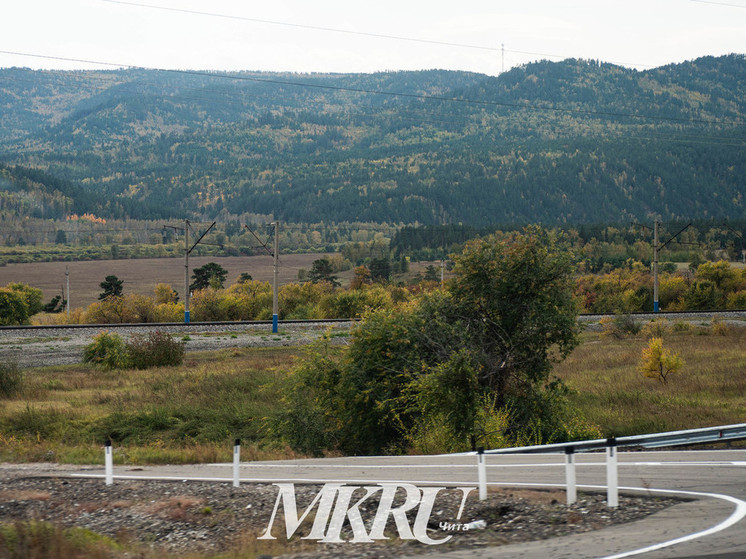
(475, 423, 746, 508)
(482, 423, 746, 455)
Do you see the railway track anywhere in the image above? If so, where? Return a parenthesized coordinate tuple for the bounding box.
(0, 310, 743, 334)
(0, 311, 743, 369)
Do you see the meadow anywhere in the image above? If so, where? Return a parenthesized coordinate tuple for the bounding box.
(555, 320, 746, 437)
(1, 319, 745, 465)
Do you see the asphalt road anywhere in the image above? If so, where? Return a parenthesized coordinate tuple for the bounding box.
(60, 449, 746, 558)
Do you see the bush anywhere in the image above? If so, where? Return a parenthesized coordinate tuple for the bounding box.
(0, 360, 23, 397)
(82, 331, 129, 369)
(640, 319, 670, 338)
(600, 314, 641, 338)
(126, 331, 185, 369)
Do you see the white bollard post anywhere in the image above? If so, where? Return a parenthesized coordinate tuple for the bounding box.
(565, 446, 577, 505)
(105, 439, 113, 485)
(233, 439, 241, 488)
(477, 447, 487, 501)
(606, 438, 618, 508)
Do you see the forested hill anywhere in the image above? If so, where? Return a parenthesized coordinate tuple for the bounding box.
(0, 55, 744, 225)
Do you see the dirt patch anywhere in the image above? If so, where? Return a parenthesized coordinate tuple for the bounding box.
(0, 254, 330, 309)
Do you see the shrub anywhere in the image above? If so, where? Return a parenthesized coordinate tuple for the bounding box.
(640, 319, 670, 338)
(600, 314, 641, 338)
(82, 331, 129, 369)
(126, 331, 185, 369)
(0, 360, 23, 397)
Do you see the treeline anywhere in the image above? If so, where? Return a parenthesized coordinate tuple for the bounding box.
(393, 221, 746, 267)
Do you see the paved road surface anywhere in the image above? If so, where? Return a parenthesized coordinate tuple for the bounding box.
(56, 449, 746, 558)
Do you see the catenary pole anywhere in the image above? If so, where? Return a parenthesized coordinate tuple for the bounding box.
(653, 220, 659, 313)
(272, 221, 279, 333)
(184, 219, 190, 323)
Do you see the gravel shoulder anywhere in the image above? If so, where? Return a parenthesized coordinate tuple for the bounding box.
(0, 464, 681, 558)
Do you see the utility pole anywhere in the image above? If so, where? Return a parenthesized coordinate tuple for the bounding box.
(272, 221, 280, 334)
(65, 265, 70, 317)
(165, 220, 216, 324)
(653, 221, 659, 313)
(501, 43, 505, 74)
(242, 222, 279, 332)
(635, 221, 692, 313)
(184, 219, 190, 323)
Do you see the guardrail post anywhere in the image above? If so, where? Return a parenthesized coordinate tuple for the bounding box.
(233, 439, 241, 488)
(565, 446, 577, 505)
(105, 439, 113, 485)
(477, 447, 487, 500)
(606, 437, 618, 508)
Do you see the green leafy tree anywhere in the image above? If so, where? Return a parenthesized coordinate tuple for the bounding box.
(283, 227, 581, 454)
(190, 262, 228, 291)
(42, 295, 65, 313)
(369, 258, 391, 283)
(7, 283, 43, 316)
(307, 258, 339, 286)
(0, 288, 29, 325)
(98, 275, 123, 300)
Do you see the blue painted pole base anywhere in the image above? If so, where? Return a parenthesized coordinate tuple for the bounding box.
(272, 314, 278, 333)
(185, 310, 190, 324)
(653, 301, 659, 313)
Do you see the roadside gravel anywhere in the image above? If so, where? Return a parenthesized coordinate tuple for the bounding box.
(0, 465, 680, 558)
(0, 322, 351, 368)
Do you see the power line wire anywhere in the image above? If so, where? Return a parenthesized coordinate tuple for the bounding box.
(690, 0, 746, 8)
(99, 0, 658, 69)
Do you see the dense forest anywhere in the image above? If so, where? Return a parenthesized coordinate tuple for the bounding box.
(0, 55, 744, 228)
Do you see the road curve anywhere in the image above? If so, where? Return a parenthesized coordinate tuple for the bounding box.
(58, 449, 746, 558)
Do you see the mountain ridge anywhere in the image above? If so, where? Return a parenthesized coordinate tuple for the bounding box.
(0, 55, 744, 225)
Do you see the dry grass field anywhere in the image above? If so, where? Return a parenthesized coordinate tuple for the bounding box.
(554, 323, 746, 437)
(0, 254, 331, 309)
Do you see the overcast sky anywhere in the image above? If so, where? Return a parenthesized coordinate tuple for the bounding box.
(2, 0, 744, 75)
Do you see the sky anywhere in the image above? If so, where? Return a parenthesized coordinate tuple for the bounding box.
(1, 0, 745, 75)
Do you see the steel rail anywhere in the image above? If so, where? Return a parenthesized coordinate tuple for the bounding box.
(0, 309, 743, 332)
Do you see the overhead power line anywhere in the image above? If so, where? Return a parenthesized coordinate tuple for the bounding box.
(690, 0, 746, 8)
(1, 49, 742, 127)
(100, 0, 656, 69)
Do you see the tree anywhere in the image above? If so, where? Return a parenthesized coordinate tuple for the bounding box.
(639, 337, 683, 384)
(0, 288, 29, 325)
(190, 262, 228, 291)
(369, 258, 391, 283)
(42, 295, 65, 313)
(283, 227, 582, 454)
(99, 275, 123, 300)
(423, 265, 440, 282)
(349, 265, 371, 289)
(307, 258, 339, 286)
(7, 283, 43, 316)
(55, 229, 67, 244)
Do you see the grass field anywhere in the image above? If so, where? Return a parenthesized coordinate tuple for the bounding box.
(554, 322, 746, 437)
(1, 322, 744, 464)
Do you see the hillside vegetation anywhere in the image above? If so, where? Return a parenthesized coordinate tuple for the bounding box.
(0, 55, 744, 226)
